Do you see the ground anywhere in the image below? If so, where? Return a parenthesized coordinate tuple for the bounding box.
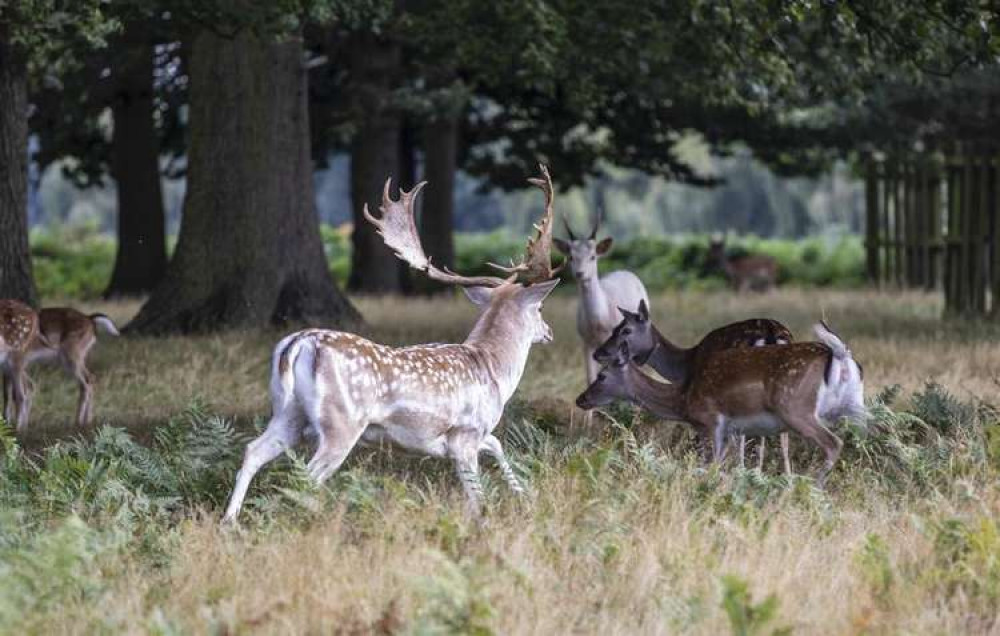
(7, 288, 1000, 634)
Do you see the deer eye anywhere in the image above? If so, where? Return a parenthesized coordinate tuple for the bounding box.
(622, 328, 631, 336)
(597, 373, 606, 381)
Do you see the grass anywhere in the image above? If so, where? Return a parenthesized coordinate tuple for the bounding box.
(5, 288, 1000, 634)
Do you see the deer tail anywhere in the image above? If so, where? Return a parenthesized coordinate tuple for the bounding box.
(89, 313, 121, 336)
(272, 331, 314, 413)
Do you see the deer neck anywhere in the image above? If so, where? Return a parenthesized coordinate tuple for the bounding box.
(577, 276, 615, 330)
(646, 324, 694, 385)
(625, 364, 686, 420)
(464, 305, 534, 402)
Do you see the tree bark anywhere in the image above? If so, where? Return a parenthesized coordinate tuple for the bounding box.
(104, 40, 168, 298)
(421, 116, 459, 282)
(347, 33, 403, 294)
(128, 29, 359, 334)
(0, 22, 36, 305)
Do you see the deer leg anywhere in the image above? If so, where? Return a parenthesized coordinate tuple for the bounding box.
(1, 366, 10, 424)
(738, 435, 747, 468)
(583, 346, 598, 426)
(785, 413, 841, 487)
(67, 358, 94, 427)
(303, 404, 368, 486)
(8, 356, 32, 432)
(480, 434, 525, 495)
(450, 432, 485, 519)
(780, 432, 792, 475)
(223, 410, 304, 522)
(757, 436, 767, 471)
(709, 416, 729, 464)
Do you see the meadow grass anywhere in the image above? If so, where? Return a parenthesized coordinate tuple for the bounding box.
(4, 288, 1000, 634)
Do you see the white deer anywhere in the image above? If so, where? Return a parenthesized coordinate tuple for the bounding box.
(554, 210, 649, 419)
(223, 167, 563, 522)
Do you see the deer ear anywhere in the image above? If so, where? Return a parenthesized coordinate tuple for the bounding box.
(517, 279, 560, 307)
(637, 299, 649, 321)
(463, 286, 494, 307)
(553, 238, 571, 255)
(596, 237, 613, 256)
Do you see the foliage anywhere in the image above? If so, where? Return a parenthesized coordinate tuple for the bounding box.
(30, 227, 115, 299)
(38, 228, 865, 300)
(1, 349, 1000, 631)
(720, 575, 789, 636)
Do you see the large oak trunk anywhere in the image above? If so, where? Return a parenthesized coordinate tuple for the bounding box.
(0, 23, 36, 305)
(104, 41, 168, 298)
(347, 34, 403, 294)
(128, 29, 359, 334)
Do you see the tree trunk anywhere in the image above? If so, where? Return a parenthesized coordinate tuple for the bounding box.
(347, 34, 403, 294)
(0, 23, 36, 305)
(128, 29, 359, 334)
(104, 41, 168, 298)
(419, 116, 459, 294)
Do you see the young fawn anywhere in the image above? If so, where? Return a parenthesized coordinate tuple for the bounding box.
(22, 308, 120, 427)
(578, 322, 866, 485)
(0, 300, 40, 430)
(594, 300, 795, 472)
(224, 166, 563, 522)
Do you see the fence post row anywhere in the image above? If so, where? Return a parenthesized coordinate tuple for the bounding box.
(864, 148, 999, 316)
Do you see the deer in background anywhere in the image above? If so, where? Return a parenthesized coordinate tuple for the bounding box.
(578, 322, 866, 486)
(13, 308, 120, 427)
(594, 300, 795, 473)
(707, 235, 778, 292)
(224, 166, 562, 522)
(0, 300, 40, 430)
(554, 208, 649, 423)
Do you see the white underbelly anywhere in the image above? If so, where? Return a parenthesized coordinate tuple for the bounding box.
(723, 413, 787, 437)
(358, 423, 449, 457)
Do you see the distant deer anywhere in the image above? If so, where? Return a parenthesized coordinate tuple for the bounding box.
(223, 166, 563, 522)
(0, 300, 39, 430)
(594, 300, 795, 473)
(13, 308, 120, 427)
(578, 323, 866, 485)
(707, 235, 778, 292)
(553, 208, 649, 422)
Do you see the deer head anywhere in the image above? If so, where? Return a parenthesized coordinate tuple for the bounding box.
(593, 299, 657, 366)
(706, 233, 727, 268)
(553, 203, 613, 282)
(575, 339, 633, 410)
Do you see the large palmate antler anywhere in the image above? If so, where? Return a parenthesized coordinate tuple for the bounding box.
(488, 164, 565, 284)
(364, 180, 514, 288)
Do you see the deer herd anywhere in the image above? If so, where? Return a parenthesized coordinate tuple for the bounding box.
(0, 164, 867, 523)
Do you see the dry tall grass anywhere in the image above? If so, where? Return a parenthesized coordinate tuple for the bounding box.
(9, 288, 1000, 634)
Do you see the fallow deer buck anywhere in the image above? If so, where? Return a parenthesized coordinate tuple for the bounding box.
(11, 308, 120, 427)
(593, 300, 796, 473)
(707, 235, 778, 292)
(553, 206, 649, 423)
(223, 166, 563, 522)
(0, 300, 40, 430)
(578, 322, 866, 486)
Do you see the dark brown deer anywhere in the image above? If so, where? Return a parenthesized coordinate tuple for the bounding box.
(707, 235, 778, 292)
(224, 166, 562, 522)
(579, 322, 866, 486)
(0, 300, 39, 430)
(593, 299, 795, 473)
